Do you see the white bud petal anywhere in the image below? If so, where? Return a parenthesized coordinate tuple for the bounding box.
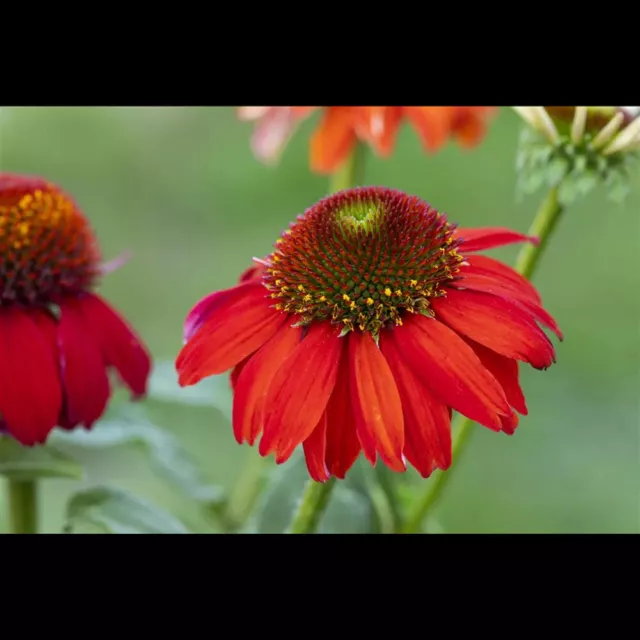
(591, 113, 625, 150)
(602, 116, 640, 155)
(571, 106, 588, 143)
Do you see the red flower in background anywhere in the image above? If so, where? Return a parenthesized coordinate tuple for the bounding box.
(0, 173, 151, 446)
(237, 106, 497, 173)
(177, 187, 561, 481)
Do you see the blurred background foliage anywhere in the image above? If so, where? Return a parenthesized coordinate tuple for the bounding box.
(0, 106, 638, 533)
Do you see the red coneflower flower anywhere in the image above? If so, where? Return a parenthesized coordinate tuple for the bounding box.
(176, 187, 561, 481)
(0, 173, 151, 446)
(237, 106, 497, 174)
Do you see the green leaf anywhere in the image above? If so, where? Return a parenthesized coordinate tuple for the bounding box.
(246, 453, 377, 534)
(147, 360, 232, 421)
(50, 406, 225, 507)
(0, 435, 84, 481)
(64, 485, 189, 533)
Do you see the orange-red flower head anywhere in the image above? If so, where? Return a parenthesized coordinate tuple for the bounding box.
(176, 187, 561, 482)
(238, 106, 497, 174)
(0, 173, 151, 446)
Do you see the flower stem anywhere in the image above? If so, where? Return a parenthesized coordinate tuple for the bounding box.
(402, 186, 564, 534)
(285, 141, 366, 534)
(222, 453, 267, 531)
(8, 480, 38, 534)
(287, 477, 337, 534)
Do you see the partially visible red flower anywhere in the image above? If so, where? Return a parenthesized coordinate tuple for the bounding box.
(176, 187, 560, 481)
(0, 173, 151, 446)
(237, 106, 497, 174)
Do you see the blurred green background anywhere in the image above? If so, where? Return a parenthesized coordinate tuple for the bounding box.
(0, 106, 638, 533)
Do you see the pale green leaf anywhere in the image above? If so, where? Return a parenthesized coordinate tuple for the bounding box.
(64, 485, 189, 534)
(50, 407, 225, 506)
(0, 435, 84, 481)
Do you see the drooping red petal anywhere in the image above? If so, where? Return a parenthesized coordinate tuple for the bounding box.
(464, 255, 541, 303)
(456, 267, 563, 340)
(500, 410, 519, 435)
(176, 282, 285, 386)
(183, 282, 256, 343)
(310, 107, 357, 174)
(324, 346, 362, 479)
(77, 293, 151, 397)
(230, 356, 251, 391)
(402, 106, 455, 151)
(58, 300, 111, 428)
(464, 338, 528, 415)
(238, 260, 268, 284)
(453, 107, 496, 148)
(258, 322, 343, 463)
(381, 336, 451, 478)
(433, 289, 556, 370)
(389, 315, 510, 430)
(455, 227, 538, 252)
(348, 331, 405, 472)
(232, 324, 301, 445)
(303, 415, 330, 482)
(353, 106, 403, 157)
(0, 308, 62, 445)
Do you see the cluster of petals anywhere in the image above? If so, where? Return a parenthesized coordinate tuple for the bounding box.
(238, 106, 497, 173)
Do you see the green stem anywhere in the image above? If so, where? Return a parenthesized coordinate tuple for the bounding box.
(285, 142, 366, 535)
(372, 465, 402, 533)
(402, 186, 564, 534)
(8, 480, 38, 534)
(329, 141, 366, 192)
(287, 477, 337, 534)
(514, 187, 563, 279)
(222, 454, 267, 531)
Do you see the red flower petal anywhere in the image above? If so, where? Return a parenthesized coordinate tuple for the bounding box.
(465, 338, 528, 416)
(303, 414, 330, 482)
(500, 410, 519, 435)
(0, 308, 62, 445)
(176, 282, 285, 386)
(381, 335, 451, 478)
(402, 107, 455, 151)
(354, 107, 403, 157)
(310, 107, 357, 174)
(348, 331, 405, 472)
(464, 255, 541, 303)
(259, 322, 343, 463)
(183, 283, 255, 343)
(232, 324, 301, 445)
(77, 293, 151, 397)
(392, 315, 510, 430)
(457, 266, 563, 340)
(58, 300, 111, 428)
(433, 289, 556, 370)
(324, 347, 362, 479)
(455, 227, 538, 252)
(230, 356, 251, 391)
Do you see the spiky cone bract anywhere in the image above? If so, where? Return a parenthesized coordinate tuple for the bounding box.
(0, 173, 152, 446)
(237, 106, 498, 174)
(176, 187, 562, 482)
(513, 106, 640, 205)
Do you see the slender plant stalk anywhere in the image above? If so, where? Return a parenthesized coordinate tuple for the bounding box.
(223, 454, 267, 531)
(402, 186, 564, 534)
(8, 479, 38, 534)
(285, 142, 367, 535)
(287, 477, 337, 534)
